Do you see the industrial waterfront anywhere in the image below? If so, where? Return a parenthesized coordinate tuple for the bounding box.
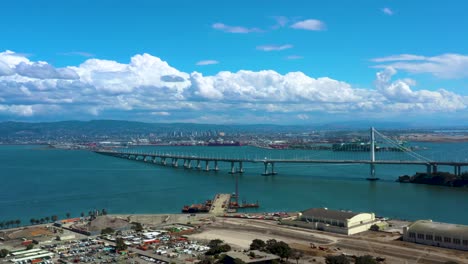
(1, 142, 467, 226)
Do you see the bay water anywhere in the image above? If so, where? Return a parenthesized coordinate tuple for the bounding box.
(0, 143, 467, 225)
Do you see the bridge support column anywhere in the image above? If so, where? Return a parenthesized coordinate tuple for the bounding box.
(262, 162, 277, 176)
(239, 161, 244, 173)
(172, 158, 178, 167)
(366, 163, 379, 181)
(162, 157, 167, 165)
(196, 160, 201, 170)
(153, 157, 158, 163)
(214, 161, 219, 171)
(426, 164, 431, 175)
(187, 160, 192, 169)
(229, 161, 235, 174)
(205, 160, 210, 171)
(432, 164, 438, 174)
(183, 159, 188, 168)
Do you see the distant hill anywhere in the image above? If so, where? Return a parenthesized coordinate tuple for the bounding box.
(0, 120, 465, 140)
(0, 120, 305, 138)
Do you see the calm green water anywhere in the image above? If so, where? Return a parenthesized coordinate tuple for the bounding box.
(0, 143, 467, 225)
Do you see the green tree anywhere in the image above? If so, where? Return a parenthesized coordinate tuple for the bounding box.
(15, 219, 20, 227)
(51, 215, 58, 222)
(250, 239, 266, 250)
(101, 227, 115, 235)
(66, 212, 71, 219)
(102, 209, 108, 215)
(26, 244, 34, 250)
(0, 222, 4, 229)
(45, 217, 50, 223)
(369, 224, 380, 232)
(198, 256, 214, 264)
(205, 242, 231, 256)
(355, 255, 377, 264)
(131, 222, 143, 232)
(325, 255, 350, 264)
(30, 218, 35, 225)
(115, 237, 127, 251)
(80, 212, 85, 217)
(40, 218, 45, 224)
(0, 249, 9, 258)
(264, 239, 291, 260)
(208, 239, 224, 248)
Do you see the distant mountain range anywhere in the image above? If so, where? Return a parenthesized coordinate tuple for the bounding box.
(0, 120, 466, 139)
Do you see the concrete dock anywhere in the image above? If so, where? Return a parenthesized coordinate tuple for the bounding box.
(209, 193, 231, 215)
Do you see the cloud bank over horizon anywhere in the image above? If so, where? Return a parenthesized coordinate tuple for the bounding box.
(0, 50, 466, 124)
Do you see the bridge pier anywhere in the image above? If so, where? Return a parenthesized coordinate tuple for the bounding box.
(262, 162, 277, 176)
(366, 163, 379, 181)
(196, 160, 201, 170)
(204, 160, 210, 171)
(432, 164, 438, 174)
(172, 158, 178, 167)
(214, 161, 219, 171)
(454, 165, 461, 176)
(187, 160, 192, 169)
(366, 127, 379, 181)
(229, 161, 235, 174)
(239, 161, 244, 173)
(161, 157, 167, 166)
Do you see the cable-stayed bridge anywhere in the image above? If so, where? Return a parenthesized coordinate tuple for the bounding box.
(94, 128, 468, 180)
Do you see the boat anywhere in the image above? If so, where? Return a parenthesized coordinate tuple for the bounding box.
(181, 204, 210, 213)
(207, 141, 242, 146)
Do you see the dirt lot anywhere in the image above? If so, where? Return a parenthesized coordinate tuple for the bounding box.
(187, 217, 468, 264)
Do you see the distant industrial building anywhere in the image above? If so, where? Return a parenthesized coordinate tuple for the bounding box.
(403, 220, 468, 251)
(286, 207, 378, 235)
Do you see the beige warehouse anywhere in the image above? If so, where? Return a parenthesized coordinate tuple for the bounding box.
(296, 208, 378, 235)
(403, 220, 468, 251)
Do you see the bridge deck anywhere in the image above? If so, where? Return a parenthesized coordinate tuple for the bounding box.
(95, 150, 468, 166)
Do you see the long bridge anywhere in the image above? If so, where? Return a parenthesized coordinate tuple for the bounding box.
(94, 128, 467, 180)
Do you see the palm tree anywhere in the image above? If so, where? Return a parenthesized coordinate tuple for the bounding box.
(0, 221, 4, 229)
(30, 218, 36, 225)
(66, 212, 71, 219)
(15, 219, 21, 227)
(40, 218, 45, 224)
(51, 215, 58, 222)
(101, 209, 107, 215)
(45, 217, 50, 223)
(80, 212, 85, 217)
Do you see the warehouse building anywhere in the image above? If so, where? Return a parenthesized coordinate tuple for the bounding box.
(403, 220, 468, 251)
(292, 207, 378, 235)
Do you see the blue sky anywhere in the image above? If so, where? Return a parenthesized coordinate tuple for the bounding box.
(0, 0, 467, 125)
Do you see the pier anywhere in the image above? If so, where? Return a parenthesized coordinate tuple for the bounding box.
(209, 194, 231, 216)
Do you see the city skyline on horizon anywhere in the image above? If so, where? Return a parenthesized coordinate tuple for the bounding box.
(0, 0, 467, 125)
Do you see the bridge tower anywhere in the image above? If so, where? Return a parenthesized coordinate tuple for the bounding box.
(367, 127, 379, 181)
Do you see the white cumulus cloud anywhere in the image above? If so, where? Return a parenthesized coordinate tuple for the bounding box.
(0, 50, 466, 122)
(290, 19, 325, 31)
